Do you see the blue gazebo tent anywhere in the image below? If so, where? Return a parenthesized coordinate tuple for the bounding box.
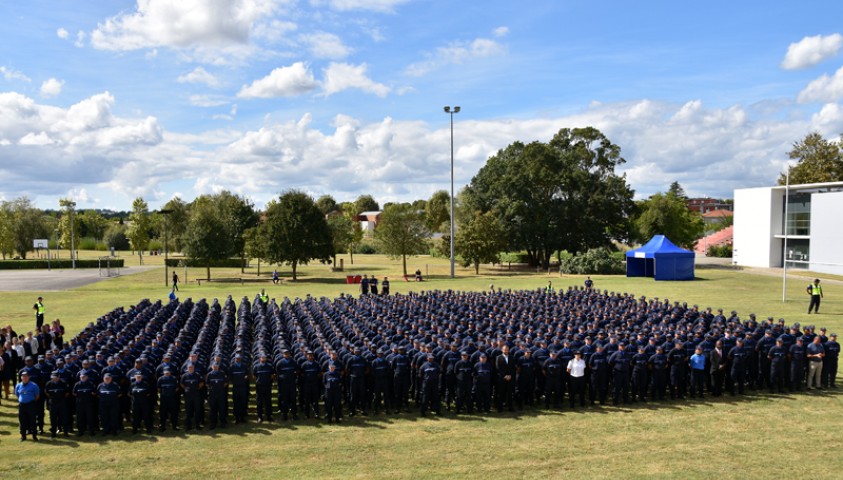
(626, 235, 695, 281)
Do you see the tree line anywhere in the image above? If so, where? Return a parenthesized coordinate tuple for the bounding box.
(5, 128, 836, 274)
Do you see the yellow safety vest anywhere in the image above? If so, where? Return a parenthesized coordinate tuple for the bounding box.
(36, 302, 45, 314)
(260, 294, 269, 303)
(811, 285, 822, 295)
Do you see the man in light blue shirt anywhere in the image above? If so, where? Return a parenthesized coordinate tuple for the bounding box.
(689, 347, 707, 399)
(15, 371, 40, 441)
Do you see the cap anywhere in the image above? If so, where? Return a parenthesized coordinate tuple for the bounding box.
(51, 371, 59, 378)
(103, 373, 113, 379)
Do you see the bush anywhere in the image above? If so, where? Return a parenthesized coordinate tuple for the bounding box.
(105, 225, 130, 250)
(0, 258, 124, 270)
(354, 241, 378, 255)
(499, 252, 530, 264)
(164, 258, 248, 268)
(707, 244, 733, 258)
(559, 248, 625, 275)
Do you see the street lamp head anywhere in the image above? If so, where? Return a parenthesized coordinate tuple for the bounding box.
(444, 106, 461, 114)
(454, 106, 460, 113)
(444, 106, 451, 113)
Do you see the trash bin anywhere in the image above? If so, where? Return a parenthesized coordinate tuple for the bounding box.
(346, 275, 354, 284)
(354, 275, 362, 284)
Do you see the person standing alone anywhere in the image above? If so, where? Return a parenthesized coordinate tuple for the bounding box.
(172, 271, 179, 292)
(807, 279, 823, 314)
(33, 296, 45, 330)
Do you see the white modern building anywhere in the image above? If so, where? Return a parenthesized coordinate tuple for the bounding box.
(733, 181, 843, 275)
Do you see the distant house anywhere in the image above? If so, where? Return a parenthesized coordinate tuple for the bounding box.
(687, 198, 733, 214)
(702, 209, 733, 226)
(355, 211, 382, 235)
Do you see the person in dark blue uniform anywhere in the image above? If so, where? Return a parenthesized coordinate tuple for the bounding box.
(589, 345, 610, 405)
(370, 348, 391, 414)
(823, 333, 839, 388)
(369, 276, 379, 295)
(323, 362, 343, 423)
(381, 277, 390, 295)
(419, 354, 441, 416)
(253, 353, 274, 423)
(516, 348, 536, 408)
(608, 343, 631, 405)
(157, 368, 180, 431)
(648, 346, 668, 400)
(300, 351, 322, 419)
(768, 338, 787, 393)
(788, 337, 806, 392)
(667, 341, 688, 400)
(391, 346, 411, 413)
(347, 347, 368, 416)
(454, 351, 474, 414)
(543, 350, 563, 408)
(276, 349, 298, 421)
(45, 371, 70, 437)
(73, 371, 97, 436)
(473, 353, 492, 413)
(728, 339, 747, 395)
(631, 345, 649, 402)
(229, 354, 249, 424)
(181, 363, 204, 430)
(130, 372, 153, 434)
(360, 275, 370, 295)
(206, 362, 228, 429)
(97, 373, 121, 436)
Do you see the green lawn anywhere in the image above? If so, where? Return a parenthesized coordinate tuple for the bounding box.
(1, 254, 841, 479)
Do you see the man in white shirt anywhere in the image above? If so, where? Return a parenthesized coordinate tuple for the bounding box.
(567, 350, 587, 408)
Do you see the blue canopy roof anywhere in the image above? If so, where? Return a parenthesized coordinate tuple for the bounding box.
(625, 235, 693, 258)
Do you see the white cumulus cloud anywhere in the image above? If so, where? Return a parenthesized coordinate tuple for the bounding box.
(40, 78, 65, 98)
(325, 0, 410, 13)
(493, 26, 509, 38)
(300, 32, 352, 59)
(321, 62, 389, 97)
(177, 67, 220, 87)
(90, 0, 278, 63)
(798, 66, 843, 103)
(237, 62, 319, 98)
(57, 28, 69, 40)
(1, 66, 30, 82)
(405, 37, 506, 77)
(781, 33, 843, 70)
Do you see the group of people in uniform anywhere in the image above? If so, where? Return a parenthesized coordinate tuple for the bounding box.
(12, 285, 839, 441)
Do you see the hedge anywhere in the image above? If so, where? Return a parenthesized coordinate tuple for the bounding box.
(0, 259, 124, 270)
(165, 258, 248, 268)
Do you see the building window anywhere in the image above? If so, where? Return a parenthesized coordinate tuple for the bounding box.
(783, 193, 811, 236)
(784, 238, 810, 269)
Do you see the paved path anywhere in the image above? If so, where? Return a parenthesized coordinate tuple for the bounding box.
(0, 266, 156, 292)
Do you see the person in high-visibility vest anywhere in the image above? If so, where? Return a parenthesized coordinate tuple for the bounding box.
(807, 279, 824, 314)
(259, 289, 269, 305)
(32, 296, 45, 330)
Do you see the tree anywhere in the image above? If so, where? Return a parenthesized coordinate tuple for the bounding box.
(243, 226, 269, 276)
(105, 223, 130, 250)
(57, 200, 82, 255)
(126, 197, 151, 264)
(464, 127, 634, 267)
(161, 197, 189, 252)
(327, 213, 354, 267)
(215, 191, 259, 273)
(0, 203, 15, 259)
(354, 194, 379, 213)
(340, 202, 364, 265)
(182, 196, 231, 280)
(425, 190, 451, 233)
(375, 204, 429, 276)
(263, 190, 333, 281)
(4, 197, 47, 259)
(778, 132, 843, 185)
(80, 210, 108, 246)
(667, 181, 688, 201)
(456, 211, 506, 274)
(633, 192, 705, 250)
(315, 195, 339, 215)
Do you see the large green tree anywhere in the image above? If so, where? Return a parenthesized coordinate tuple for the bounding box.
(778, 132, 843, 185)
(126, 197, 151, 264)
(243, 226, 269, 276)
(375, 203, 429, 276)
(182, 195, 231, 280)
(354, 194, 379, 213)
(57, 199, 82, 257)
(4, 197, 48, 259)
(327, 213, 354, 267)
(315, 194, 339, 215)
(80, 210, 109, 246)
(464, 127, 634, 267)
(160, 197, 189, 252)
(633, 192, 705, 250)
(425, 190, 451, 233)
(456, 211, 506, 274)
(263, 190, 333, 281)
(215, 191, 259, 273)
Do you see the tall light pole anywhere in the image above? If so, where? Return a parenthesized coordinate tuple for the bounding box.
(782, 166, 790, 303)
(159, 209, 174, 287)
(444, 106, 460, 279)
(59, 199, 77, 269)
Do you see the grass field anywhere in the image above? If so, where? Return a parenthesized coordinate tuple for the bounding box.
(1, 253, 842, 479)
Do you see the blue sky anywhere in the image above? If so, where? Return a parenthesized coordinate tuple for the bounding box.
(2, 0, 843, 211)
